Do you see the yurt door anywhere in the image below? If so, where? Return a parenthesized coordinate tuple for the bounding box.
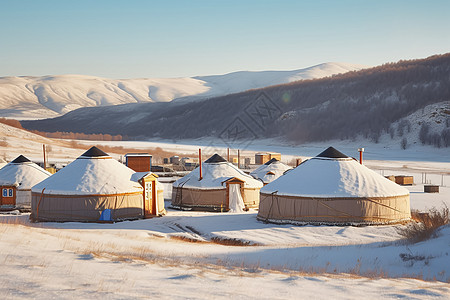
(144, 181, 153, 217)
(227, 183, 245, 213)
(1, 187, 15, 205)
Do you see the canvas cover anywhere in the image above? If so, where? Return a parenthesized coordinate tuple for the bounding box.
(31, 191, 143, 222)
(228, 184, 245, 213)
(257, 193, 411, 225)
(172, 186, 260, 211)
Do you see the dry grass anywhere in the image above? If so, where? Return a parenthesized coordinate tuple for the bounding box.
(211, 237, 260, 246)
(397, 206, 449, 244)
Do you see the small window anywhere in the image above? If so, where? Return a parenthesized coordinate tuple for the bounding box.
(2, 188, 13, 197)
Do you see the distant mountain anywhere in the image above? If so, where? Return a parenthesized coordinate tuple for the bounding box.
(0, 62, 365, 119)
(22, 54, 450, 148)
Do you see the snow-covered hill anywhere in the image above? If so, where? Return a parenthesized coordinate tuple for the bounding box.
(0, 63, 365, 119)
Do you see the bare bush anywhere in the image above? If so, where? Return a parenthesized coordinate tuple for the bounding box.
(397, 206, 449, 244)
(211, 237, 260, 246)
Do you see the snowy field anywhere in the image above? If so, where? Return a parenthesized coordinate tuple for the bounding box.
(1, 126, 450, 298)
(1, 169, 450, 299)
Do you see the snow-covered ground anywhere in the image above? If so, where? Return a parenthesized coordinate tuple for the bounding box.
(1, 203, 449, 299)
(1, 123, 450, 298)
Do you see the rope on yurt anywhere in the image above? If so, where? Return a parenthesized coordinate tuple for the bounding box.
(176, 178, 190, 207)
(36, 188, 46, 220)
(363, 197, 406, 214)
(265, 191, 278, 222)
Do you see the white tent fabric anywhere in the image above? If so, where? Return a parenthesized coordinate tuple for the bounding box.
(250, 160, 292, 184)
(228, 184, 245, 213)
(32, 156, 142, 195)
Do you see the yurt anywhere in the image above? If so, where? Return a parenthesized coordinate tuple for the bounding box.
(0, 155, 51, 206)
(258, 147, 411, 225)
(172, 154, 263, 212)
(250, 158, 293, 185)
(31, 146, 164, 222)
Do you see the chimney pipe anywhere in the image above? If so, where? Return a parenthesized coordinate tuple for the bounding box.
(199, 148, 202, 180)
(358, 148, 364, 165)
(237, 149, 240, 169)
(43, 144, 47, 169)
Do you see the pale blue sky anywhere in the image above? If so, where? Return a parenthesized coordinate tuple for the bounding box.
(1, 0, 449, 78)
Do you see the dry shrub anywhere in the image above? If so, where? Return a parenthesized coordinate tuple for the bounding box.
(398, 205, 449, 244)
(211, 237, 260, 246)
(171, 235, 206, 243)
(0, 140, 8, 147)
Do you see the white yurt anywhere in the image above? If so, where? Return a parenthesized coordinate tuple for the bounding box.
(0, 155, 51, 206)
(250, 158, 293, 185)
(258, 147, 411, 225)
(172, 154, 263, 212)
(31, 146, 164, 222)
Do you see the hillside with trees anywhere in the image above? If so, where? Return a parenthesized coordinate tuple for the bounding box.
(22, 54, 450, 147)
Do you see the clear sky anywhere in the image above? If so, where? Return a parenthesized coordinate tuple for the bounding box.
(1, 0, 449, 78)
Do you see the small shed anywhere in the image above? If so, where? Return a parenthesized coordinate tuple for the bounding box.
(125, 153, 152, 172)
(255, 152, 281, 165)
(132, 172, 166, 217)
(395, 176, 414, 186)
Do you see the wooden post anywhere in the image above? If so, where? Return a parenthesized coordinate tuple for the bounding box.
(199, 148, 202, 180)
(237, 149, 240, 169)
(43, 144, 47, 169)
(227, 148, 230, 162)
(152, 180, 157, 215)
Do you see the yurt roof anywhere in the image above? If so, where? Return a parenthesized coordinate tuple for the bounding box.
(11, 155, 32, 163)
(79, 146, 109, 158)
(0, 155, 51, 189)
(204, 154, 227, 163)
(32, 147, 143, 195)
(261, 147, 409, 198)
(250, 160, 292, 184)
(173, 154, 263, 190)
(316, 146, 348, 159)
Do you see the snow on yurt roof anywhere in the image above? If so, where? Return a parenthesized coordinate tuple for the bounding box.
(173, 154, 263, 190)
(261, 147, 409, 198)
(32, 147, 143, 195)
(0, 155, 51, 189)
(250, 159, 292, 184)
